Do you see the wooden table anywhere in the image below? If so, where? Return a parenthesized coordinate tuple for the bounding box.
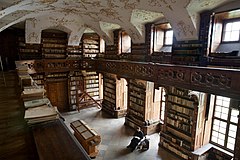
(70, 120, 101, 158)
(32, 119, 91, 160)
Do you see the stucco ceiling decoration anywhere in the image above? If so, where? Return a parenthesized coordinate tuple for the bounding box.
(186, 0, 232, 31)
(131, 9, 164, 35)
(0, 0, 238, 45)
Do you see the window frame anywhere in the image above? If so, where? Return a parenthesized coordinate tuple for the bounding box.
(210, 96, 239, 153)
(151, 23, 173, 53)
(221, 18, 240, 43)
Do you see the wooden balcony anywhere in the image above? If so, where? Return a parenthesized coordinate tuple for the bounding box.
(17, 59, 240, 99)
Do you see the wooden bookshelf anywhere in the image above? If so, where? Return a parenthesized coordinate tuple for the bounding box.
(172, 40, 202, 65)
(130, 43, 147, 61)
(84, 71, 100, 99)
(150, 51, 172, 63)
(128, 80, 146, 120)
(104, 30, 119, 59)
(77, 70, 101, 108)
(102, 73, 116, 116)
(125, 79, 159, 134)
(67, 45, 83, 60)
(69, 71, 84, 110)
(160, 86, 206, 160)
(41, 32, 67, 59)
(18, 36, 42, 60)
(82, 33, 100, 58)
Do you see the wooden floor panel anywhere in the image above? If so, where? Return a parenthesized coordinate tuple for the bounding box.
(0, 71, 38, 160)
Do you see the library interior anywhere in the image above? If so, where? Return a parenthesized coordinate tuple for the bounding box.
(1, 0, 240, 160)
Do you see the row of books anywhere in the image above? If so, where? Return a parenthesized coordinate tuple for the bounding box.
(168, 95, 195, 108)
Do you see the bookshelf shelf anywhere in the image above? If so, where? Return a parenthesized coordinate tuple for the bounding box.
(102, 73, 116, 114)
(82, 33, 100, 58)
(18, 35, 42, 60)
(160, 86, 206, 160)
(172, 40, 202, 65)
(41, 32, 67, 59)
(68, 71, 84, 110)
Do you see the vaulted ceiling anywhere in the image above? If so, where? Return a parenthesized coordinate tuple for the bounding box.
(0, 0, 239, 45)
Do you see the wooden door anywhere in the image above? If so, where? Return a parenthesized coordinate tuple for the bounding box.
(46, 80, 69, 112)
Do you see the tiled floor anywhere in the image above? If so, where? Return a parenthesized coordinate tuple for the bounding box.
(62, 107, 180, 160)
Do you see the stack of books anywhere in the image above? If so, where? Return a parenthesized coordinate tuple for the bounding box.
(24, 104, 59, 125)
(21, 88, 46, 101)
(24, 98, 50, 109)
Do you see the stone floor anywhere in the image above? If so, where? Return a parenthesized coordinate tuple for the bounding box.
(62, 107, 180, 160)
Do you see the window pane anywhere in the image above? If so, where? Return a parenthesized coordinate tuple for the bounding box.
(212, 136, 217, 143)
(213, 124, 219, 131)
(232, 22, 240, 30)
(212, 130, 218, 137)
(218, 139, 224, 146)
(166, 30, 173, 37)
(164, 30, 173, 45)
(229, 124, 237, 132)
(230, 31, 240, 41)
(223, 100, 230, 107)
(228, 137, 235, 144)
(221, 113, 228, 120)
(225, 23, 232, 31)
(227, 143, 235, 150)
(214, 119, 220, 125)
(223, 97, 230, 101)
(220, 121, 227, 128)
(229, 130, 237, 138)
(216, 97, 223, 105)
(229, 124, 237, 138)
(219, 127, 226, 134)
(223, 22, 240, 42)
(222, 107, 229, 113)
(231, 109, 239, 116)
(230, 109, 239, 123)
(215, 111, 221, 118)
(231, 116, 238, 123)
(219, 133, 225, 140)
(215, 105, 222, 112)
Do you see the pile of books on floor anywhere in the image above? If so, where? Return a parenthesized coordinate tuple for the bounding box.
(21, 87, 46, 101)
(24, 98, 59, 125)
(15, 63, 33, 88)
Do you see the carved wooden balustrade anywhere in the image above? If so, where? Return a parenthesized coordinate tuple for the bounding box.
(19, 59, 82, 73)
(18, 59, 240, 99)
(84, 59, 240, 99)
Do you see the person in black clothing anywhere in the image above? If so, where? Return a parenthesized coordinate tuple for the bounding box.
(133, 127, 144, 139)
(127, 127, 144, 152)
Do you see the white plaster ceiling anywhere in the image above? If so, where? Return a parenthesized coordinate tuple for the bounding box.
(0, 0, 238, 46)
